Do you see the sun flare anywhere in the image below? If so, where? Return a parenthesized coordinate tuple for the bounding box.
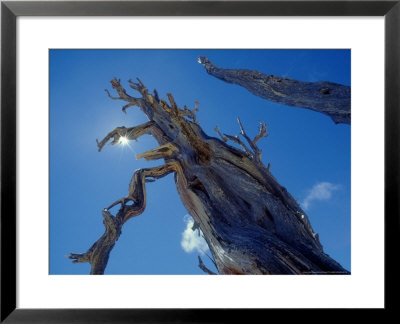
(119, 136, 129, 146)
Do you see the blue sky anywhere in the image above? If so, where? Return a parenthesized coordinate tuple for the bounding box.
(50, 49, 351, 275)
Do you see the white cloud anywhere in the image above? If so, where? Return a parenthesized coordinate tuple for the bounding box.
(180, 215, 209, 254)
(302, 182, 340, 210)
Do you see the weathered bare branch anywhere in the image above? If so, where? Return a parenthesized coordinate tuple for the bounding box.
(136, 143, 179, 161)
(67, 209, 123, 274)
(160, 93, 200, 124)
(110, 78, 132, 100)
(214, 123, 254, 157)
(198, 256, 216, 275)
(136, 77, 146, 90)
(237, 117, 264, 162)
(214, 126, 228, 142)
(121, 102, 136, 114)
(159, 99, 171, 112)
(128, 78, 141, 92)
(237, 118, 257, 152)
(68, 162, 182, 274)
(106, 78, 144, 113)
(253, 121, 269, 145)
(106, 162, 181, 224)
(215, 120, 266, 159)
(167, 93, 179, 111)
(198, 56, 351, 125)
(224, 134, 253, 157)
(189, 102, 200, 124)
(96, 121, 155, 152)
(215, 118, 267, 161)
(181, 104, 200, 124)
(128, 77, 149, 96)
(104, 89, 120, 100)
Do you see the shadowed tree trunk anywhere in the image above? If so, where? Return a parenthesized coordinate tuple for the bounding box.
(69, 77, 349, 275)
(198, 56, 351, 125)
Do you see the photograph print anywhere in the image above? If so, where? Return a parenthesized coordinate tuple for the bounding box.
(49, 49, 350, 275)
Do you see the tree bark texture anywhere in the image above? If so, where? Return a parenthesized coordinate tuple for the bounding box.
(198, 56, 351, 125)
(69, 78, 349, 275)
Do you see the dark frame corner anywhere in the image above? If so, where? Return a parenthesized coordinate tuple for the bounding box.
(1, 1, 399, 322)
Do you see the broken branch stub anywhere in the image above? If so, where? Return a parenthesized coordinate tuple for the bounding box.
(96, 121, 155, 152)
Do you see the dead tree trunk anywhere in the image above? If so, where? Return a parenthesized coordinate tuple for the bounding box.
(198, 56, 351, 125)
(69, 78, 349, 275)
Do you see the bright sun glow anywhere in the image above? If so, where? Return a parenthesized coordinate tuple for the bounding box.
(119, 136, 129, 146)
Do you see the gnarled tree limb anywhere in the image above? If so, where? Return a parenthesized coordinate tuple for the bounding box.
(107, 162, 181, 224)
(105, 78, 144, 114)
(67, 209, 123, 274)
(68, 162, 181, 273)
(198, 56, 350, 125)
(96, 121, 156, 152)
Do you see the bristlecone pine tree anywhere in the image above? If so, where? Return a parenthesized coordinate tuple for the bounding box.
(68, 73, 349, 275)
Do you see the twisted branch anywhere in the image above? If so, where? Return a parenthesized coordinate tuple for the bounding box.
(106, 162, 182, 224)
(68, 162, 182, 274)
(105, 78, 144, 113)
(108, 78, 200, 124)
(67, 209, 123, 274)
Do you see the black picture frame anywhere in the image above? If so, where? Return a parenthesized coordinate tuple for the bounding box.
(1, 0, 399, 322)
